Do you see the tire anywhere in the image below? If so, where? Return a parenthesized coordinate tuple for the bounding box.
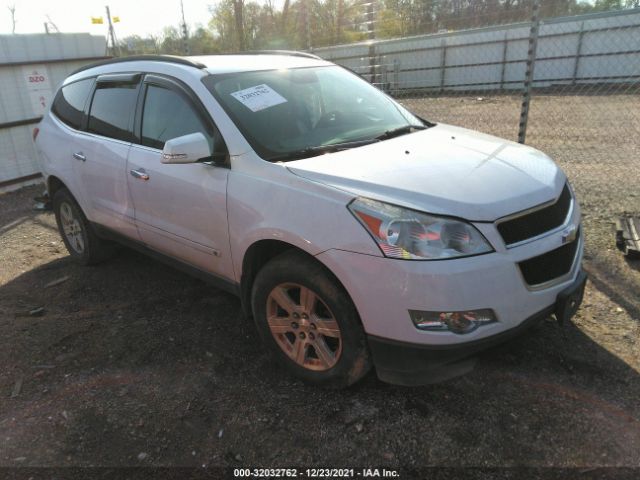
(52, 188, 114, 265)
(251, 251, 371, 387)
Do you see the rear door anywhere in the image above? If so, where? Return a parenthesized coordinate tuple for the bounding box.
(43, 77, 95, 203)
(72, 73, 141, 240)
(126, 74, 233, 279)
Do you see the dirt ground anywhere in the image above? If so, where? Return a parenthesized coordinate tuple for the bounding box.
(1, 95, 640, 475)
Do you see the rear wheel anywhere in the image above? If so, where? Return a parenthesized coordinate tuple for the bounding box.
(53, 188, 114, 265)
(251, 251, 371, 387)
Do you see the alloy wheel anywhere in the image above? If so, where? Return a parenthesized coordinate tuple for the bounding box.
(266, 283, 342, 371)
(59, 201, 85, 254)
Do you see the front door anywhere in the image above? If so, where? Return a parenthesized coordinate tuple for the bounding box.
(126, 75, 233, 280)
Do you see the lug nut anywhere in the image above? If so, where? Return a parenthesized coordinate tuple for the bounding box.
(292, 312, 299, 319)
(309, 332, 315, 340)
(310, 323, 317, 330)
(299, 332, 306, 340)
(301, 313, 308, 320)
(291, 322, 299, 329)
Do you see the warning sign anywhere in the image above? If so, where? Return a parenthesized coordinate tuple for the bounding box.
(22, 65, 53, 116)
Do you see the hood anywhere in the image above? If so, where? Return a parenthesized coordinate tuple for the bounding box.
(286, 124, 565, 221)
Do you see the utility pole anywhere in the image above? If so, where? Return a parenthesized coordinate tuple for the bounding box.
(180, 0, 190, 55)
(105, 5, 119, 57)
(366, 0, 375, 40)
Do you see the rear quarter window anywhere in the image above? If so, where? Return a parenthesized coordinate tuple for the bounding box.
(51, 78, 94, 130)
(87, 82, 138, 142)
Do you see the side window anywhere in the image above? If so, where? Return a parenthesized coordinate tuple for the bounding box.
(51, 78, 93, 130)
(87, 82, 138, 142)
(141, 84, 213, 150)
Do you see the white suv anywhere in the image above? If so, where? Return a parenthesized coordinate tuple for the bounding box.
(34, 53, 585, 387)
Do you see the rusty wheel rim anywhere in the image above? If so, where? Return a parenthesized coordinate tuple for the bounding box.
(266, 283, 342, 371)
(60, 201, 85, 254)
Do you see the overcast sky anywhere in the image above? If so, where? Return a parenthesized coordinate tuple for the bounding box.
(0, 0, 244, 38)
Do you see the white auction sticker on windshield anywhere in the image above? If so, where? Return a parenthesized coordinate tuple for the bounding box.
(230, 84, 287, 112)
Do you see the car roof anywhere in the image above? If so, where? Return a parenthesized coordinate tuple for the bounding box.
(70, 53, 333, 79)
(192, 54, 332, 74)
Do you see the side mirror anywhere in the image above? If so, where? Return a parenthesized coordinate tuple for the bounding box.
(161, 132, 212, 164)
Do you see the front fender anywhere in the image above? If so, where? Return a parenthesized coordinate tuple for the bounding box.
(226, 155, 381, 283)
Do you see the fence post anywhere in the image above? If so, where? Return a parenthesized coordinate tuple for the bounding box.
(572, 21, 585, 86)
(381, 54, 388, 92)
(518, 0, 541, 144)
(366, 0, 376, 86)
(500, 32, 508, 91)
(369, 43, 376, 86)
(439, 38, 447, 93)
(393, 58, 400, 95)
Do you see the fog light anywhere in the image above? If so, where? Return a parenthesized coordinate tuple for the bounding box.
(409, 309, 497, 334)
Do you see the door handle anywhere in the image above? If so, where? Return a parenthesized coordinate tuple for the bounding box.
(130, 168, 149, 181)
(73, 152, 86, 162)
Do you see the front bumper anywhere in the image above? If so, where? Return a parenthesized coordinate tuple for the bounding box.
(368, 271, 587, 386)
(315, 210, 585, 385)
(369, 271, 586, 385)
(367, 306, 554, 386)
(316, 226, 584, 346)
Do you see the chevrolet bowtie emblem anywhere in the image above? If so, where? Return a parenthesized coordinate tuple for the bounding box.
(562, 225, 578, 244)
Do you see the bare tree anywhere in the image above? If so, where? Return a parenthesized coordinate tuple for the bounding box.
(281, 0, 291, 30)
(233, 0, 246, 51)
(266, 0, 276, 20)
(8, 4, 16, 34)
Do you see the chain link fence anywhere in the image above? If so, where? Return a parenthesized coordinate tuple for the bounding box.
(311, 1, 640, 310)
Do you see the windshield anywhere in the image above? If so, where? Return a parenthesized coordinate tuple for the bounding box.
(202, 66, 425, 161)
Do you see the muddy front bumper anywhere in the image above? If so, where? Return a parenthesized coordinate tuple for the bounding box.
(367, 270, 587, 386)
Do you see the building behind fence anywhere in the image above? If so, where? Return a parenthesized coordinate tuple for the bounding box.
(0, 33, 107, 191)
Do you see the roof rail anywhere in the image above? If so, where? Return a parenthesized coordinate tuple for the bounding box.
(240, 50, 322, 60)
(71, 55, 207, 76)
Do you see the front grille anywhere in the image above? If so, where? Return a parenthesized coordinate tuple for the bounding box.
(498, 184, 572, 246)
(518, 228, 580, 286)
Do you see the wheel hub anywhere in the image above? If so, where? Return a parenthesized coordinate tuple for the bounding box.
(266, 283, 342, 371)
(59, 201, 85, 254)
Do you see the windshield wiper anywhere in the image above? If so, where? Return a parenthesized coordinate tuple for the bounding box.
(267, 125, 428, 162)
(268, 138, 380, 162)
(375, 124, 427, 141)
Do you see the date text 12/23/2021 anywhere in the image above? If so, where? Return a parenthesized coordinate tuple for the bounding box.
(233, 468, 400, 478)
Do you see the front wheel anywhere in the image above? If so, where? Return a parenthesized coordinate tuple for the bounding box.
(251, 251, 371, 387)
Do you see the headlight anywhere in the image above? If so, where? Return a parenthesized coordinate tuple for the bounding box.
(348, 197, 493, 260)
